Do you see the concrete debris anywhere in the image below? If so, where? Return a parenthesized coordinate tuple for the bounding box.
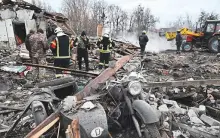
(0, 2, 220, 136)
(1, 49, 220, 138)
(172, 130, 189, 138)
(188, 109, 205, 125)
(200, 114, 220, 126)
(80, 101, 96, 111)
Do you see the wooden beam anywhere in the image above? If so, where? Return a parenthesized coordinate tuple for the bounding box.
(143, 79, 220, 88)
(75, 55, 133, 101)
(25, 111, 60, 138)
(71, 119, 80, 138)
(30, 117, 59, 138)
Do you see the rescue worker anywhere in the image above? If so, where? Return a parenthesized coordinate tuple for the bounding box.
(29, 28, 49, 80)
(139, 30, 149, 58)
(176, 30, 182, 54)
(74, 31, 90, 71)
(25, 29, 35, 62)
(96, 33, 115, 69)
(50, 27, 73, 74)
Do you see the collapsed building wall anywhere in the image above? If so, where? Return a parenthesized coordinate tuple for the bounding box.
(0, 0, 74, 50)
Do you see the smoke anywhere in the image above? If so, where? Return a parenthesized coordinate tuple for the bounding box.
(146, 33, 176, 52)
(115, 32, 176, 53)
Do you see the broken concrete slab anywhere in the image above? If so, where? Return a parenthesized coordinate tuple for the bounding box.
(188, 109, 204, 125)
(200, 114, 220, 126)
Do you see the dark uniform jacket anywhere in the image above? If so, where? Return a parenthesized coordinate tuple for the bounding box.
(176, 33, 183, 45)
(97, 37, 115, 53)
(50, 35, 73, 58)
(139, 34, 149, 45)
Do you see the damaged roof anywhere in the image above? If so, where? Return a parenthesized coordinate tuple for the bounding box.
(0, 0, 75, 35)
(0, 0, 68, 22)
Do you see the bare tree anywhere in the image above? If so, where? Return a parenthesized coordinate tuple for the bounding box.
(198, 10, 219, 25)
(90, 0, 108, 35)
(128, 14, 135, 32)
(185, 13, 195, 29)
(107, 4, 128, 35)
(91, 0, 108, 25)
(31, 0, 53, 12)
(119, 11, 128, 33)
(62, 0, 90, 35)
(61, 1, 158, 36)
(131, 5, 158, 33)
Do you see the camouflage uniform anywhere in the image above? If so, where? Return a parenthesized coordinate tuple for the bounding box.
(29, 33, 49, 80)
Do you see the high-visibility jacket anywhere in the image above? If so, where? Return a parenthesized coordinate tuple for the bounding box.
(50, 35, 73, 59)
(97, 37, 115, 53)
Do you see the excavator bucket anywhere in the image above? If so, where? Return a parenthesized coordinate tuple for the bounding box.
(165, 32, 176, 41)
(165, 28, 203, 41)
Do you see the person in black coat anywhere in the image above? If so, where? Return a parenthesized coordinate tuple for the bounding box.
(176, 30, 182, 54)
(139, 30, 149, 58)
(74, 31, 90, 71)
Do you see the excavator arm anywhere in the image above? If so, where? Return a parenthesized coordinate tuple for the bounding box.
(165, 28, 203, 41)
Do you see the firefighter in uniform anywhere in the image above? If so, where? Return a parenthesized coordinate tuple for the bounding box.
(74, 31, 90, 71)
(50, 27, 73, 74)
(139, 30, 149, 58)
(96, 33, 115, 69)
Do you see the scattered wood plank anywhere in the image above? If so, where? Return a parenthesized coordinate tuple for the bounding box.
(25, 111, 60, 138)
(71, 119, 80, 138)
(29, 117, 59, 138)
(75, 55, 133, 101)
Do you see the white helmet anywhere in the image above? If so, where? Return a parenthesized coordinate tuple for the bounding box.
(103, 33, 109, 38)
(54, 27, 63, 34)
(142, 30, 147, 34)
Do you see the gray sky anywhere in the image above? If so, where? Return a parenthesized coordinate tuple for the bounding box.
(32, 0, 220, 28)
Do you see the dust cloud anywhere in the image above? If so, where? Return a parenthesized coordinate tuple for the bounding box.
(115, 32, 176, 53)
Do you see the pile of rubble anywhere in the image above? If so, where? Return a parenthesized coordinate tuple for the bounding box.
(91, 54, 219, 138)
(1, 45, 220, 137)
(141, 51, 220, 82)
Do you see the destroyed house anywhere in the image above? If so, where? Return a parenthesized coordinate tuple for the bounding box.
(0, 0, 73, 49)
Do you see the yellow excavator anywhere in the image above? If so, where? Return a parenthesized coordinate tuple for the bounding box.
(164, 20, 220, 53)
(165, 28, 203, 41)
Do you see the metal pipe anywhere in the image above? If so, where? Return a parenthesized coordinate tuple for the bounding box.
(22, 63, 99, 77)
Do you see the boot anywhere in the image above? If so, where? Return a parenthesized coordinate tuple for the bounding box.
(98, 64, 103, 70)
